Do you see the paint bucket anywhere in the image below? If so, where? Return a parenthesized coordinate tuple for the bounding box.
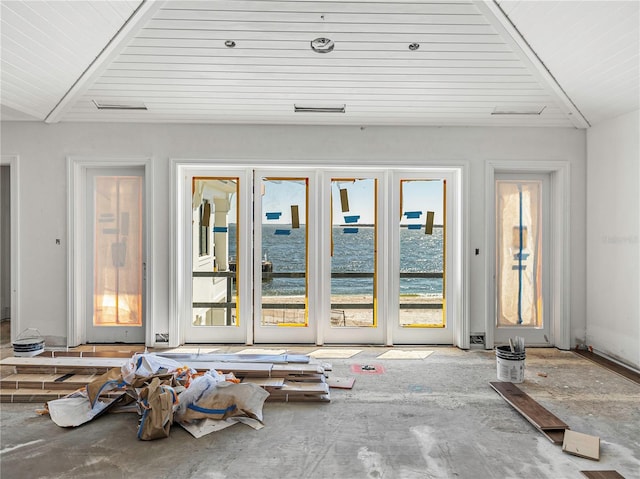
(495, 346, 525, 383)
(12, 328, 45, 357)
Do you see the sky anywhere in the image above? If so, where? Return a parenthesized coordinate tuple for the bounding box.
(262, 178, 444, 226)
(205, 177, 445, 226)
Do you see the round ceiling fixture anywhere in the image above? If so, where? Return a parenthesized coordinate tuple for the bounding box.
(225, 40, 236, 48)
(409, 43, 420, 51)
(311, 37, 334, 53)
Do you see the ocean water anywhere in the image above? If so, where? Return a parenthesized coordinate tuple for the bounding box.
(228, 224, 443, 296)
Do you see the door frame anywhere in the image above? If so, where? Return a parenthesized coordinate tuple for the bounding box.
(320, 169, 387, 345)
(171, 160, 468, 348)
(389, 169, 460, 345)
(171, 161, 253, 346)
(253, 169, 317, 344)
(485, 161, 570, 350)
(0, 155, 20, 343)
(67, 157, 154, 347)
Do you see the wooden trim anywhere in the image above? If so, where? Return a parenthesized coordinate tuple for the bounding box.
(574, 349, 640, 385)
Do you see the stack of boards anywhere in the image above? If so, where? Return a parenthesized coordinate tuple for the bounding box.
(0, 351, 330, 404)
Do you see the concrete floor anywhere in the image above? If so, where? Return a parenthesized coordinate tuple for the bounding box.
(1, 342, 639, 479)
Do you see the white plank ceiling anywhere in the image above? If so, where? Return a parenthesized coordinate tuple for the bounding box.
(0, 0, 142, 121)
(498, 0, 640, 126)
(1, 0, 638, 127)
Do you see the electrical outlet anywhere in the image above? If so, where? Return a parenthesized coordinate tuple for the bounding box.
(155, 333, 169, 343)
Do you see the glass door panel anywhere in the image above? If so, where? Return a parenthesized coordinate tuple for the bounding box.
(87, 168, 145, 343)
(399, 179, 445, 328)
(392, 171, 454, 345)
(254, 172, 315, 343)
(187, 176, 242, 342)
(322, 172, 384, 345)
(494, 176, 549, 346)
(260, 178, 308, 327)
(330, 178, 377, 328)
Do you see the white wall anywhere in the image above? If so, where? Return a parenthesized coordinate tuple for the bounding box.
(0, 165, 9, 320)
(0, 121, 586, 347)
(586, 109, 640, 369)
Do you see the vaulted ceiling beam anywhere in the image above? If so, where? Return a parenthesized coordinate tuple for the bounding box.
(45, 0, 165, 123)
(477, 0, 590, 128)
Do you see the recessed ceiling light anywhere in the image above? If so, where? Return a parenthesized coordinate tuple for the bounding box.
(409, 43, 420, 51)
(92, 100, 147, 110)
(225, 40, 236, 48)
(310, 37, 334, 53)
(491, 106, 546, 115)
(294, 105, 345, 113)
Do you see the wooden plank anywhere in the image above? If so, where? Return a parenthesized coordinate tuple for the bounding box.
(489, 382, 569, 430)
(489, 382, 569, 444)
(0, 388, 78, 403)
(563, 430, 600, 461)
(266, 393, 330, 403)
(0, 373, 97, 390)
(581, 472, 626, 479)
(156, 353, 310, 364)
(1, 357, 324, 376)
(1, 357, 127, 368)
(241, 377, 285, 388)
(0, 388, 123, 403)
(574, 349, 640, 385)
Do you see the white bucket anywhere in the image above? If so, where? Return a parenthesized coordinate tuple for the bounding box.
(495, 346, 525, 383)
(12, 328, 45, 357)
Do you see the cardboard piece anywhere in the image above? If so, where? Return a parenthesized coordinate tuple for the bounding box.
(308, 349, 361, 359)
(377, 350, 434, 360)
(327, 377, 355, 389)
(563, 430, 600, 460)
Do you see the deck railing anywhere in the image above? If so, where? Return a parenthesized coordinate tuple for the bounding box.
(192, 271, 444, 311)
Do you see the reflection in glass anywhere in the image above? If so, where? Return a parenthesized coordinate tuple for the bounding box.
(191, 177, 239, 327)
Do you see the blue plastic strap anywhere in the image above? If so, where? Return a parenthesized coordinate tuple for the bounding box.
(404, 211, 422, 219)
(517, 186, 523, 324)
(274, 229, 291, 235)
(343, 227, 359, 234)
(343, 215, 360, 224)
(265, 212, 282, 220)
(213, 226, 228, 233)
(187, 403, 237, 415)
(407, 224, 422, 230)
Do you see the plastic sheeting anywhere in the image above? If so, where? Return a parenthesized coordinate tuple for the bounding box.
(496, 181, 542, 327)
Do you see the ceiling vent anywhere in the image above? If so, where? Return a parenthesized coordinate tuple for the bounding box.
(491, 106, 546, 116)
(294, 105, 345, 113)
(93, 100, 147, 110)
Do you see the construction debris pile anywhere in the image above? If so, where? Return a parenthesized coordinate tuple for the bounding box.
(1, 351, 330, 440)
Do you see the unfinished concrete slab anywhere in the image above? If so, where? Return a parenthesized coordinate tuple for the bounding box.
(1, 347, 639, 479)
